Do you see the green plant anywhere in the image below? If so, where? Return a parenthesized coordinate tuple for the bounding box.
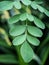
(0, 0, 49, 65)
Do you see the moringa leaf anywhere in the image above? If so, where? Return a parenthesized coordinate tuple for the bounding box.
(0, 1, 13, 11)
(27, 14, 34, 21)
(27, 35, 40, 46)
(31, 1, 49, 17)
(44, 9, 49, 17)
(31, 1, 37, 9)
(20, 13, 34, 21)
(14, 0, 21, 9)
(37, 5, 49, 17)
(20, 41, 34, 62)
(37, 5, 44, 12)
(21, 0, 31, 5)
(8, 14, 20, 24)
(9, 25, 26, 36)
(33, 16, 45, 29)
(27, 26, 43, 37)
(13, 34, 26, 46)
(20, 13, 27, 21)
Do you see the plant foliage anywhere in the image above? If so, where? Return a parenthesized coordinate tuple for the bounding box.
(0, 0, 49, 64)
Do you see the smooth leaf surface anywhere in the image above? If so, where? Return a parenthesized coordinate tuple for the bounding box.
(13, 34, 26, 46)
(27, 14, 34, 21)
(14, 1, 21, 9)
(20, 42, 34, 62)
(44, 9, 49, 17)
(33, 16, 45, 29)
(9, 25, 26, 36)
(20, 13, 27, 21)
(21, 0, 31, 5)
(0, 1, 13, 11)
(31, 1, 49, 17)
(31, 1, 37, 9)
(27, 35, 40, 46)
(8, 14, 20, 24)
(37, 5, 44, 12)
(20, 13, 34, 21)
(37, 5, 49, 17)
(28, 26, 43, 37)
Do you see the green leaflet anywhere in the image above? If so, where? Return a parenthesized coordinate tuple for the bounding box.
(20, 13, 45, 29)
(35, 0, 43, 4)
(9, 25, 26, 36)
(37, 5, 44, 12)
(13, 34, 26, 46)
(0, 1, 13, 11)
(33, 16, 45, 29)
(8, 14, 20, 24)
(27, 26, 43, 37)
(8, 12, 45, 29)
(21, 0, 31, 5)
(20, 41, 34, 62)
(20, 13, 27, 21)
(27, 14, 34, 21)
(31, 1, 37, 9)
(8, 13, 27, 24)
(37, 5, 49, 16)
(14, 0, 21, 9)
(31, 1, 49, 17)
(27, 35, 40, 46)
(20, 13, 34, 21)
(44, 9, 49, 17)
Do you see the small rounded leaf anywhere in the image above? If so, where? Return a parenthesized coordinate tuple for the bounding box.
(31, 1, 37, 9)
(27, 26, 43, 37)
(8, 14, 20, 24)
(21, 0, 31, 5)
(20, 13, 27, 21)
(44, 9, 49, 17)
(0, 1, 13, 11)
(14, 1, 21, 9)
(27, 14, 34, 21)
(20, 41, 34, 62)
(9, 25, 26, 36)
(33, 16, 45, 29)
(37, 5, 44, 12)
(27, 35, 40, 46)
(13, 34, 26, 46)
